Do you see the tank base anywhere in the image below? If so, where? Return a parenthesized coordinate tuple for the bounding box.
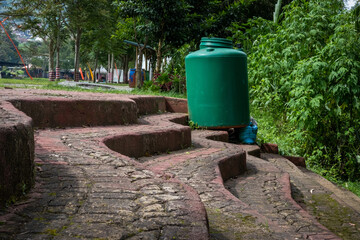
(203, 124, 248, 130)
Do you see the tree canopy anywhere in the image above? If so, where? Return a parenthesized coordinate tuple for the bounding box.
(0, 25, 19, 63)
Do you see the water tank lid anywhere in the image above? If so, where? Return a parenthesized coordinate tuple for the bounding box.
(200, 37, 233, 49)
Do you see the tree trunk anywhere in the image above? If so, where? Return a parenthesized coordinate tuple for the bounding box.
(134, 47, 138, 87)
(136, 37, 148, 88)
(107, 53, 111, 83)
(136, 47, 142, 88)
(273, 0, 282, 24)
(111, 53, 114, 83)
(48, 38, 55, 81)
(98, 66, 101, 82)
(163, 57, 167, 71)
(135, 48, 138, 69)
(55, 47, 60, 80)
(93, 56, 98, 83)
(74, 27, 82, 81)
(155, 37, 164, 74)
(118, 63, 121, 82)
(42, 58, 46, 78)
(55, 13, 61, 81)
(123, 55, 129, 84)
(116, 59, 120, 83)
(145, 51, 148, 71)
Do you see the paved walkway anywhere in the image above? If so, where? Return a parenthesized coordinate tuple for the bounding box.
(1, 113, 208, 239)
(58, 81, 134, 92)
(1, 88, 360, 239)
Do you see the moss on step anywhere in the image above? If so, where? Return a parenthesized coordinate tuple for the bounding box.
(306, 193, 360, 240)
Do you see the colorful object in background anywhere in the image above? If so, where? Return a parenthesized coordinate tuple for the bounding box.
(115, 62, 118, 82)
(129, 68, 145, 88)
(129, 68, 136, 88)
(0, 18, 33, 80)
(79, 68, 84, 80)
(87, 63, 94, 81)
(238, 122, 258, 144)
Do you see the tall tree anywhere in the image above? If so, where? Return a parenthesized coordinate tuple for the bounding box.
(141, 0, 190, 74)
(63, 0, 109, 81)
(113, 17, 135, 84)
(80, 0, 123, 83)
(116, 2, 151, 87)
(5, 0, 65, 80)
(116, 0, 190, 83)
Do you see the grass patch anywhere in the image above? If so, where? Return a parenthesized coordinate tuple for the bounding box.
(131, 89, 186, 99)
(0, 78, 54, 85)
(101, 82, 128, 86)
(342, 181, 360, 197)
(251, 108, 303, 156)
(309, 165, 360, 198)
(1, 78, 186, 99)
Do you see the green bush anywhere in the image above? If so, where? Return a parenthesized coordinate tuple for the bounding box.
(232, 0, 360, 181)
(141, 72, 186, 94)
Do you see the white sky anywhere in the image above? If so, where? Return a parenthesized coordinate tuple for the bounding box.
(345, 0, 357, 8)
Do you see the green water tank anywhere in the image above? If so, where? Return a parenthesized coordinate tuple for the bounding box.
(185, 37, 250, 128)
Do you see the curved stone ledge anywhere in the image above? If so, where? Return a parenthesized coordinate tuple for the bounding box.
(193, 130, 247, 182)
(0, 102, 34, 208)
(218, 153, 247, 182)
(164, 97, 188, 113)
(204, 130, 229, 143)
(9, 98, 138, 128)
(103, 128, 191, 158)
(130, 96, 166, 115)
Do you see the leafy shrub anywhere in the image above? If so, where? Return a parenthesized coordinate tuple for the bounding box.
(165, 42, 196, 79)
(142, 72, 186, 94)
(232, 0, 360, 181)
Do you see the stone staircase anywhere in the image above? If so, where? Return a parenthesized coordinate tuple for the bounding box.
(1, 88, 360, 239)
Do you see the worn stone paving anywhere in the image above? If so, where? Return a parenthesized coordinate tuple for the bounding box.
(0, 113, 208, 239)
(225, 155, 338, 240)
(144, 131, 347, 240)
(260, 154, 360, 240)
(149, 131, 275, 240)
(1, 88, 360, 239)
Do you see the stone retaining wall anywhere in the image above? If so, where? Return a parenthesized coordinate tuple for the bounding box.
(164, 97, 188, 113)
(0, 95, 189, 209)
(9, 98, 138, 128)
(104, 128, 191, 158)
(0, 102, 34, 207)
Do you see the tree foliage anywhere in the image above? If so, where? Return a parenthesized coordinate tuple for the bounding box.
(115, 0, 191, 76)
(231, 0, 360, 181)
(0, 25, 19, 63)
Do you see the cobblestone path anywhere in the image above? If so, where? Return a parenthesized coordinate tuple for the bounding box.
(1, 113, 208, 239)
